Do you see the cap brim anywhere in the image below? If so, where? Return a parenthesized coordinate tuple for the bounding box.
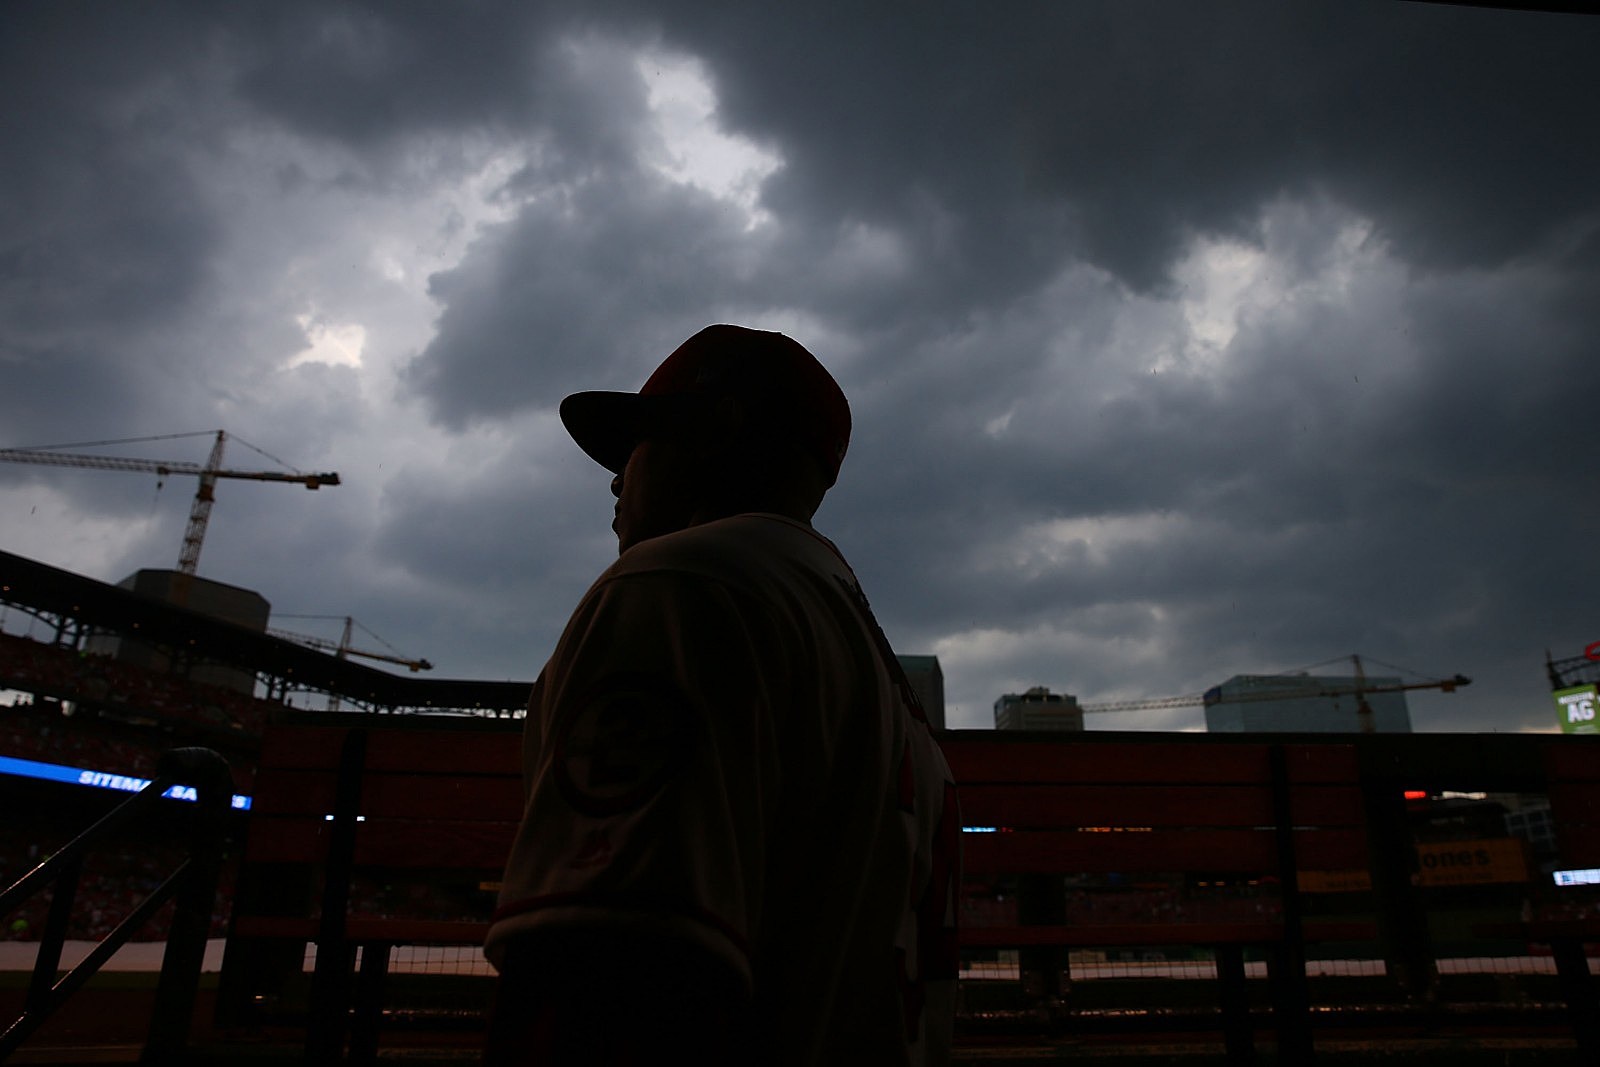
(559, 391, 701, 474)
(558, 391, 643, 474)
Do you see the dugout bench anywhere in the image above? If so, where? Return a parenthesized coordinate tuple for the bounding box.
(944, 733, 1379, 1063)
(216, 715, 517, 1062)
(218, 716, 1599, 1064)
(1474, 741, 1600, 1059)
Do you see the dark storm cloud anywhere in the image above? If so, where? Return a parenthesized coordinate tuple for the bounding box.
(649, 1, 1599, 290)
(228, 5, 548, 147)
(404, 171, 775, 426)
(401, 0, 1600, 425)
(791, 182, 1596, 728)
(0, 6, 225, 448)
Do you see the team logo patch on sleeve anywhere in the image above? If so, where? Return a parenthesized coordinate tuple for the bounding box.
(552, 674, 694, 817)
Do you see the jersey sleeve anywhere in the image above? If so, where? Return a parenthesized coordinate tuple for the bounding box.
(485, 568, 787, 992)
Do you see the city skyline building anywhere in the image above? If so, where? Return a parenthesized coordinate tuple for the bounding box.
(994, 686, 1084, 731)
(1203, 673, 1413, 733)
(897, 654, 946, 730)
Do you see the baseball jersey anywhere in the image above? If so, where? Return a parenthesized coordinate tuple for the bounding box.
(486, 513, 959, 1066)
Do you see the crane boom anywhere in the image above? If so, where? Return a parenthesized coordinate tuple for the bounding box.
(1081, 670, 1471, 714)
(0, 430, 340, 579)
(0, 448, 340, 487)
(266, 628, 433, 672)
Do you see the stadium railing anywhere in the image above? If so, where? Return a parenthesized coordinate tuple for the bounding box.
(0, 746, 233, 1063)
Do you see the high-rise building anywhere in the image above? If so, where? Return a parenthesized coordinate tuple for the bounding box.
(1203, 673, 1412, 733)
(897, 655, 946, 730)
(994, 686, 1084, 731)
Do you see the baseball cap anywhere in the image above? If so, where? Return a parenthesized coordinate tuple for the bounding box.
(559, 324, 852, 487)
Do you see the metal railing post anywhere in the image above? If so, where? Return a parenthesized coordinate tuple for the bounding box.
(0, 747, 234, 1063)
(142, 748, 235, 1064)
(1268, 745, 1313, 1061)
(25, 853, 81, 1017)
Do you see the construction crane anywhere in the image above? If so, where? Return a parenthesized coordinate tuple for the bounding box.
(268, 615, 433, 673)
(0, 430, 340, 578)
(1079, 654, 1471, 733)
(269, 614, 432, 712)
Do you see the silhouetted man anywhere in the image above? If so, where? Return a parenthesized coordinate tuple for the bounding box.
(484, 325, 958, 1066)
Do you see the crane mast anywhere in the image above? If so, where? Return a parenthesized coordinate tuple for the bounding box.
(178, 431, 227, 576)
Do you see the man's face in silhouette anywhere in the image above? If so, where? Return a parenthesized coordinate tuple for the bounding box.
(612, 437, 700, 553)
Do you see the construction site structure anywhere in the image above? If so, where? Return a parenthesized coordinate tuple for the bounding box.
(0, 430, 340, 581)
(1069, 655, 1471, 733)
(268, 616, 433, 673)
(269, 614, 433, 712)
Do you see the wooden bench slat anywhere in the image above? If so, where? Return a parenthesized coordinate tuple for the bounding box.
(259, 725, 349, 770)
(962, 923, 1282, 948)
(959, 785, 1267, 827)
(941, 741, 1360, 786)
(252, 769, 339, 814)
(964, 829, 1274, 873)
(960, 920, 1377, 948)
(351, 821, 515, 869)
(246, 817, 515, 869)
(1547, 745, 1600, 782)
(244, 819, 328, 863)
(958, 784, 1365, 828)
(344, 918, 490, 944)
(1549, 783, 1600, 822)
(1553, 824, 1600, 867)
(1477, 919, 1600, 942)
(365, 731, 522, 775)
(362, 774, 523, 821)
(962, 827, 1369, 874)
(233, 915, 491, 944)
(1285, 785, 1367, 825)
(1280, 744, 1360, 782)
(250, 769, 522, 820)
(942, 742, 1273, 785)
(256, 725, 524, 775)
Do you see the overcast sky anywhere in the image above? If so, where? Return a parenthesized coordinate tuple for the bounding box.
(2, 1, 1596, 733)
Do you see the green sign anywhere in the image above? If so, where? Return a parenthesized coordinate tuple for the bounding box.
(1554, 684, 1599, 735)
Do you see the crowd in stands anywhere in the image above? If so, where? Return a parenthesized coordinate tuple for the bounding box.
(1, 629, 268, 943)
(0, 630, 281, 743)
(0, 630, 279, 792)
(1, 700, 257, 795)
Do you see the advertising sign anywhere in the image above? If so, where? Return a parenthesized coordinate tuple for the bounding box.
(1299, 838, 1529, 892)
(1414, 838, 1529, 887)
(1298, 869, 1371, 893)
(1554, 684, 1599, 735)
(0, 753, 252, 809)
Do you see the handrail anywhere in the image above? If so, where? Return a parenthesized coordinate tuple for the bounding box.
(0, 746, 234, 1063)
